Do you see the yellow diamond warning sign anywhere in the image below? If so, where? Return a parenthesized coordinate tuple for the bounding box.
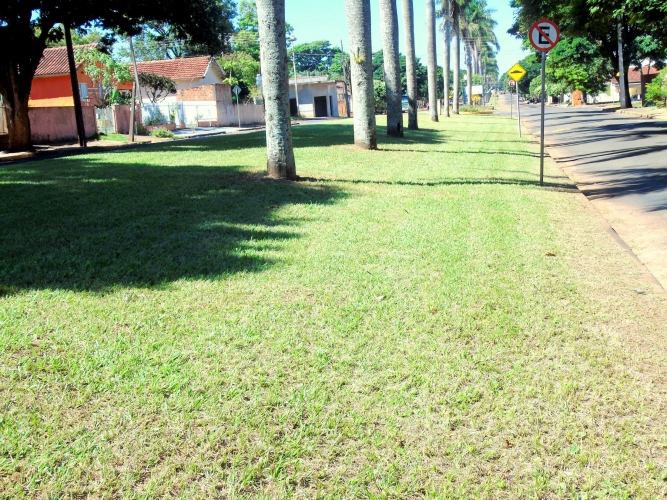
(508, 63, 527, 82)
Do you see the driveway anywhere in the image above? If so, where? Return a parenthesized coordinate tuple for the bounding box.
(517, 101, 667, 289)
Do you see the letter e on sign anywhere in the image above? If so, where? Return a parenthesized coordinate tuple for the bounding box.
(529, 19, 560, 52)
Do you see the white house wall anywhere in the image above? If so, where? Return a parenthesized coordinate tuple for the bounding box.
(289, 82, 340, 118)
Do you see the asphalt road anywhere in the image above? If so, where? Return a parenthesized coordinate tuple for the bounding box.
(515, 98, 667, 290)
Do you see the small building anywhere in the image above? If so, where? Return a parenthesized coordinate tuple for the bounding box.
(131, 56, 226, 103)
(29, 44, 101, 107)
(588, 65, 660, 104)
(288, 76, 340, 118)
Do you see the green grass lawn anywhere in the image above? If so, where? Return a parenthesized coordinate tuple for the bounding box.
(97, 132, 129, 143)
(1, 114, 667, 498)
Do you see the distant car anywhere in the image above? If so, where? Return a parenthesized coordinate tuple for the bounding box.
(401, 95, 409, 112)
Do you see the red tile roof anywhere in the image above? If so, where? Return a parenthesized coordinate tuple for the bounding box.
(134, 56, 218, 80)
(612, 65, 660, 84)
(35, 44, 98, 77)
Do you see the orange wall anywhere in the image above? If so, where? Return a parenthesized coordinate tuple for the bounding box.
(30, 69, 95, 104)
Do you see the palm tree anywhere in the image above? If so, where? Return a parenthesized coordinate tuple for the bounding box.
(256, 0, 296, 179)
(345, 0, 377, 149)
(462, 0, 499, 99)
(451, 0, 460, 113)
(380, 0, 403, 137)
(440, 0, 452, 117)
(401, 0, 418, 129)
(426, 0, 439, 121)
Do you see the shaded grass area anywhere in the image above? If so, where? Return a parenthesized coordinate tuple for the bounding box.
(1, 114, 666, 498)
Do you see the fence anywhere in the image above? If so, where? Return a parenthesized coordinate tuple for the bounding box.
(142, 101, 264, 128)
(142, 102, 217, 128)
(95, 107, 114, 135)
(0, 105, 7, 135)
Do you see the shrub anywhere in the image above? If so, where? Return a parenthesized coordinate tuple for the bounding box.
(150, 128, 175, 139)
(459, 104, 492, 114)
(645, 68, 667, 107)
(136, 124, 148, 136)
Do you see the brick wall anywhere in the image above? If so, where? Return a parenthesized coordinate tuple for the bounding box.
(177, 84, 232, 104)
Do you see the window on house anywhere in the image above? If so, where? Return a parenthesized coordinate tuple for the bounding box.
(79, 83, 89, 101)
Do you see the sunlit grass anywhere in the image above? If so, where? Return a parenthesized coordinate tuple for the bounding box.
(1, 113, 666, 498)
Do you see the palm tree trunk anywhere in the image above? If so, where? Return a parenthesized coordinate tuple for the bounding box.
(345, 0, 378, 149)
(380, 0, 403, 137)
(401, 0, 418, 129)
(426, 0, 438, 122)
(256, 0, 297, 179)
(442, 0, 451, 118)
(452, 2, 460, 114)
(466, 39, 473, 105)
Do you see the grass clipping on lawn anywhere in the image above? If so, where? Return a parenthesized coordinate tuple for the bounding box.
(1, 114, 666, 498)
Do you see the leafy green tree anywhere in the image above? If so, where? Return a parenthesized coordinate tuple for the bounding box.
(372, 50, 429, 100)
(292, 41, 341, 75)
(138, 73, 177, 103)
(75, 46, 132, 107)
(546, 37, 611, 96)
(218, 51, 260, 101)
(645, 68, 667, 107)
(373, 79, 387, 114)
(514, 53, 541, 95)
(233, 0, 293, 62)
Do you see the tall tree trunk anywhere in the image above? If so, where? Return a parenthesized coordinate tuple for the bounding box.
(5, 78, 34, 153)
(426, 0, 439, 122)
(401, 0, 419, 129)
(380, 0, 403, 137)
(442, 0, 451, 118)
(452, 2, 460, 114)
(257, 0, 297, 179)
(465, 39, 473, 105)
(345, 0, 377, 149)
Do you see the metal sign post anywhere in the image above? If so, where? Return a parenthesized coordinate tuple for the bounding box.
(507, 63, 527, 138)
(517, 85, 521, 138)
(529, 19, 560, 186)
(233, 85, 242, 129)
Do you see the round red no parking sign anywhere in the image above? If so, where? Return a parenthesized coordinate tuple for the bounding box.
(530, 19, 560, 52)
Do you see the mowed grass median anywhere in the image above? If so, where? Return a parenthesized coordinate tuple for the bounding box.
(1, 113, 667, 498)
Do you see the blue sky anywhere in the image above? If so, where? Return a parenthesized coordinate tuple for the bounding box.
(283, 0, 529, 76)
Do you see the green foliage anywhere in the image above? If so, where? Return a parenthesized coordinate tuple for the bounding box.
(372, 50, 431, 100)
(529, 74, 568, 98)
(150, 127, 175, 138)
(138, 73, 177, 104)
(546, 37, 612, 95)
(373, 80, 387, 114)
(292, 40, 341, 76)
(219, 51, 260, 101)
(513, 53, 541, 95)
(46, 27, 109, 47)
(645, 68, 667, 107)
(75, 46, 132, 108)
(232, 0, 293, 61)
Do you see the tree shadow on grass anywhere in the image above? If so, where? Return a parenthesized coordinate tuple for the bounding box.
(0, 159, 344, 295)
(298, 176, 577, 192)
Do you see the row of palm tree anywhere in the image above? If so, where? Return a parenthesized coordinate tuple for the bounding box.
(439, 0, 499, 115)
(254, 0, 497, 180)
